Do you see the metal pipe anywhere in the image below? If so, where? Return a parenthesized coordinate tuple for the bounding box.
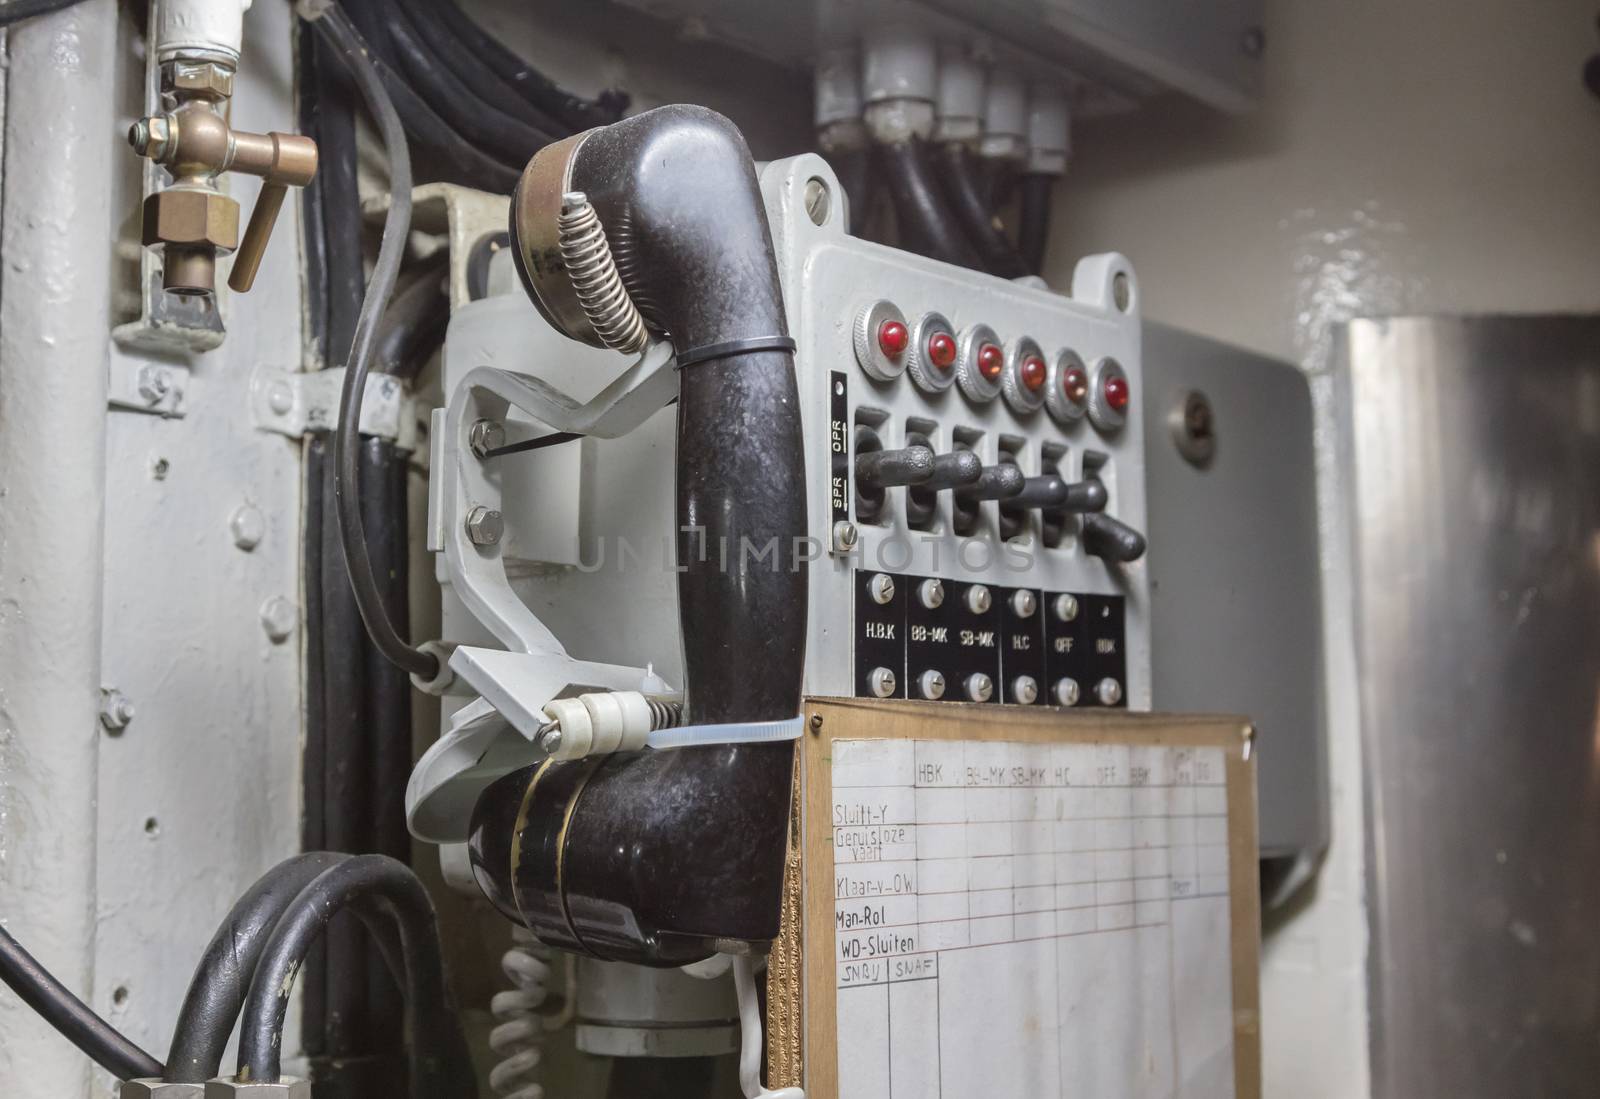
(0, 3, 116, 1093)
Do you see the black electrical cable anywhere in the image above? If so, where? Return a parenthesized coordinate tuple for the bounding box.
(874, 139, 984, 268)
(1017, 171, 1054, 276)
(939, 143, 1030, 279)
(165, 853, 349, 1082)
(0, 925, 164, 1081)
(0, 0, 87, 26)
(384, 1, 558, 164)
(237, 855, 472, 1094)
(376, 251, 451, 378)
(432, 0, 623, 131)
(390, 0, 570, 137)
(301, 2, 439, 681)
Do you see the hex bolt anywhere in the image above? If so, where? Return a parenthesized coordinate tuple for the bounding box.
(869, 667, 898, 698)
(965, 672, 993, 703)
(919, 669, 946, 701)
(869, 573, 896, 605)
(1095, 677, 1124, 707)
(918, 578, 945, 610)
(1053, 593, 1079, 622)
(832, 520, 859, 552)
(965, 584, 992, 615)
(469, 419, 506, 458)
(99, 689, 136, 733)
(1012, 675, 1039, 705)
(260, 596, 297, 644)
(465, 506, 504, 547)
(230, 505, 265, 551)
(1055, 678, 1081, 707)
(804, 177, 831, 226)
(1011, 589, 1037, 618)
(137, 365, 173, 405)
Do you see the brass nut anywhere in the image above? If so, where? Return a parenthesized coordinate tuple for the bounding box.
(122, 1081, 204, 1099)
(142, 189, 240, 252)
(165, 59, 235, 100)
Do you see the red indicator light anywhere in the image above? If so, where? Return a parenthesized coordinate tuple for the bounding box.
(1021, 356, 1047, 392)
(977, 343, 1003, 381)
(878, 320, 909, 358)
(1104, 374, 1130, 412)
(1062, 366, 1088, 404)
(928, 331, 957, 371)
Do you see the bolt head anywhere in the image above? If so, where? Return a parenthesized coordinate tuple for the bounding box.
(919, 578, 945, 609)
(919, 669, 946, 701)
(803, 177, 831, 226)
(469, 419, 506, 457)
(1011, 589, 1037, 618)
(260, 597, 297, 644)
(230, 505, 265, 551)
(539, 728, 563, 755)
(1053, 593, 1079, 622)
(965, 673, 993, 703)
(1012, 675, 1039, 705)
(832, 520, 859, 552)
(965, 584, 992, 615)
(267, 381, 295, 416)
(1095, 677, 1124, 707)
(466, 506, 505, 547)
(869, 573, 896, 605)
(99, 689, 136, 732)
(137, 365, 173, 404)
(869, 667, 898, 698)
(1055, 678, 1081, 707)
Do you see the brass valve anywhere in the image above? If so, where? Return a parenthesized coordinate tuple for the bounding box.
(129, 100, 318, 296)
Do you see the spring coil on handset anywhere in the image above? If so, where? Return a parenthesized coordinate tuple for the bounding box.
(557, 191, 650, 355)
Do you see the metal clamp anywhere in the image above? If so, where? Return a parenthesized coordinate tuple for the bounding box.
(249, 365, 419, 449)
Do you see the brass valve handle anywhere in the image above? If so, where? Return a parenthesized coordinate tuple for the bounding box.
(129, 103, 318, 295)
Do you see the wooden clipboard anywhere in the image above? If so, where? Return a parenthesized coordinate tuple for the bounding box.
(765, 698, 1261, 1099)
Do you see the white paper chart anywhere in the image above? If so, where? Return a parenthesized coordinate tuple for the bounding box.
(830, 738, 1236, 1099)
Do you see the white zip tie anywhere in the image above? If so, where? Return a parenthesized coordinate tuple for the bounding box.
(646, 715, 804, 751)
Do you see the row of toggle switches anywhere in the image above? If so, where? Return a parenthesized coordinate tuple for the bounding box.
(853, 423, 1146, 562)
(854, 299, 1131, 432)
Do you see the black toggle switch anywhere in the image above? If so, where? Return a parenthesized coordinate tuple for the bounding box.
(925, 449, 984, 491)
(1082, 512, 1147, 563)
(856, 444, 936, 490)
(954, 463, 1026, 505)
(1011, 476, 1108, 513)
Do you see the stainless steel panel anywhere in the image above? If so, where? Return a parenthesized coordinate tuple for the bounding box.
(1143, 324, 1327, 863)
(1339, 315, 1600, 1099)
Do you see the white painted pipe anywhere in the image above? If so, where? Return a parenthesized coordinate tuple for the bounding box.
(0, 2, 117, 1093)
(153, 0, 253, 64)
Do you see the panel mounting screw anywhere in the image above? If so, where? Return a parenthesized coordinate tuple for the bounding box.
(809, 712, 824, 732)
(832, 520, 859, 553)
(230, 504, 265, 551)
(99, 688, 136, 733)
(803, 177, 831, 226)
(1170, 389, 1216, 467)
(137, 365, 173, 405)
(469, 419, 506, 458)
(465, 506, 504, 546)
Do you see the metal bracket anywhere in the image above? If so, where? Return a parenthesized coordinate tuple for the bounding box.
(404, 337, 681, 842)
(248, 365, 419, 449)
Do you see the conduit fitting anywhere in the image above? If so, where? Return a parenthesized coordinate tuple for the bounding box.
(980, 71, 1029, 162)
(1026, 85, 1072, 177)
(861, 26, 938, 143)
(129, 100, 318, 295)
(815, 45, 866, 154)
(934, 45, 985, 145)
